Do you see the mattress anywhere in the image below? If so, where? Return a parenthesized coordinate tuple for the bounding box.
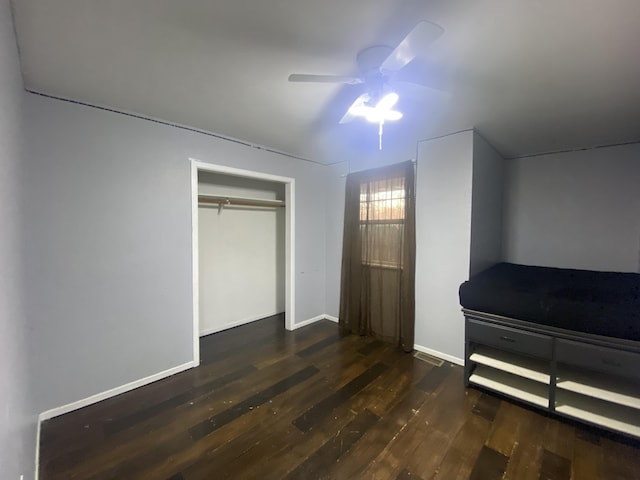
(459, 263, 640, 341)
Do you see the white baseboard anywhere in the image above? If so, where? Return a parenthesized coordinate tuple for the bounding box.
(413, 344, 464, 366)
(199, 311, 281, 337)
(290, 314, 325, 330)
(38, 360, 196, 422)
(291, 314, 339, 330)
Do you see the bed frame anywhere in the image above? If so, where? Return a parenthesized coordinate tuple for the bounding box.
(463, 307, 640, 439)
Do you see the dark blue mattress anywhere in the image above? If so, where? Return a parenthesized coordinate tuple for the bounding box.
(459, 263, 640, 341)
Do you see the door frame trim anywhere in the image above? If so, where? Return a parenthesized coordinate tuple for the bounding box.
(190, 159, 295, 364)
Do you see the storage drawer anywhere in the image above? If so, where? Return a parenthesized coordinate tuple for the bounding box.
(556, 339, 640, 380)
(467, 319, 553, 359)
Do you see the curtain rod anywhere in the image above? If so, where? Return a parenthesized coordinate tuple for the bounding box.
(198, 194, 285, 209)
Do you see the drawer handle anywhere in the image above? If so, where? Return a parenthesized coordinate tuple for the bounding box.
(601, 358, 622, 368)
(499, 335, 516, 343)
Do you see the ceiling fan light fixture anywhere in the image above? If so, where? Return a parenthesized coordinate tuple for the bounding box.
(376, 92, 399, 110)
(348, 92, 403, 123)
(364, 110, 403, 123)
(365, 112, 381, 123)
(348, 104, 373, 117)
(384, 110, 403, 121)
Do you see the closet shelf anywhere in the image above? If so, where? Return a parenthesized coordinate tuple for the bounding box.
(198, 194, 285, 208)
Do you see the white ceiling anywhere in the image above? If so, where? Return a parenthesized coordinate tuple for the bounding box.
(13, 0, 640, 163)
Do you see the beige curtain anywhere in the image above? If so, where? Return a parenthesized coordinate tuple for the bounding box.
(338, 161, 416, 352)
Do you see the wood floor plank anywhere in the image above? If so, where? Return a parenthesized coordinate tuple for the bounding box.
(189, 365, 319, 440)
(186, 365, 391, 478)
(104, 364, 258, 436)
(416, 365, 477, 435)
(292, 361, 388, 432)
(154, 330, 401, 480)
(38, 316, 640, 480)
(575, 426, 601, 446)
(541, 417, 575, 461)
(402, 368, 482, 478)
(145, 370, 328, 479)
(311, 363, 434, 480)
(395, 469, 423, 480)
(198, 314, 287, 364)
(485, 400, 526, 457)
(217, 349, 410, 480)
(599, 437, 640, 480)
(472, 393, 501, 422)
(539, 449, 571, 480)
(468, 445, 509, 480)
(502, 406, 545, 480)
(295, 333, 342, 357)
(349, 351, 430, 418)
(357, 339, 386, 356)
(430, 412, 493, 480)
(571, 436, 602, 480)
(252, 323, 340, 369)
(199, 400, 353, 480)
(356, 366, 475, 480)
(284, 409, 379, 480)
(300, 333, 388, 385)
(415, 362, 450, 392)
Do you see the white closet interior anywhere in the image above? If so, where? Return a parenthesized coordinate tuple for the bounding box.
(198, 171, 285, 336)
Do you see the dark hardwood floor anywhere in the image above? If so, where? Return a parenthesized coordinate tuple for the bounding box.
(40, 315, 640, 479)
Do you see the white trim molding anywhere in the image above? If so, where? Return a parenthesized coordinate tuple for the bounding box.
(38, 361, 195, 422)
(290, 314, 337, 330)
(199, 312, 282, 337)
(190, 160, 201, 365)
(413, 344, 464, 366)
(324, 315, 339, 323)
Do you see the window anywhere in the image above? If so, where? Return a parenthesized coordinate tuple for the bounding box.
(359, 176, 407, 268)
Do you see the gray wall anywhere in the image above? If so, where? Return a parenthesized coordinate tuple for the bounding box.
(503, 143, 640, 272)
(324, 162, 347, 318)
(470, 132, 505, 276)
(0, 1, 35, 478)
(415, 130, 474, 361)
(24, 93, 328, 415)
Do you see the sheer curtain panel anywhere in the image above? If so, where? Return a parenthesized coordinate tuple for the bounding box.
(339, 161, 416, 352)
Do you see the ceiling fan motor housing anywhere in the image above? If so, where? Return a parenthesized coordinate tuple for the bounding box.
(357, 46, 394, 102)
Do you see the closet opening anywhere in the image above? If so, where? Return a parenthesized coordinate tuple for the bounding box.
(190, 160, 295, 364)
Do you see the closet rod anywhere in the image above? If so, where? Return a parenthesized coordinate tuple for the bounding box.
(198, 194, 285, 208)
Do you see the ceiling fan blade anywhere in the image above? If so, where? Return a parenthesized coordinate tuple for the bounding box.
(393, 57, 450, 93)
(380, 21, 444, 74)
(339, 93, 369, 124)
(288, 74, 363, 85)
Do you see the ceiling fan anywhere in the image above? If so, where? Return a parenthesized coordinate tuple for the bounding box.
(288, 21, 444, 148)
